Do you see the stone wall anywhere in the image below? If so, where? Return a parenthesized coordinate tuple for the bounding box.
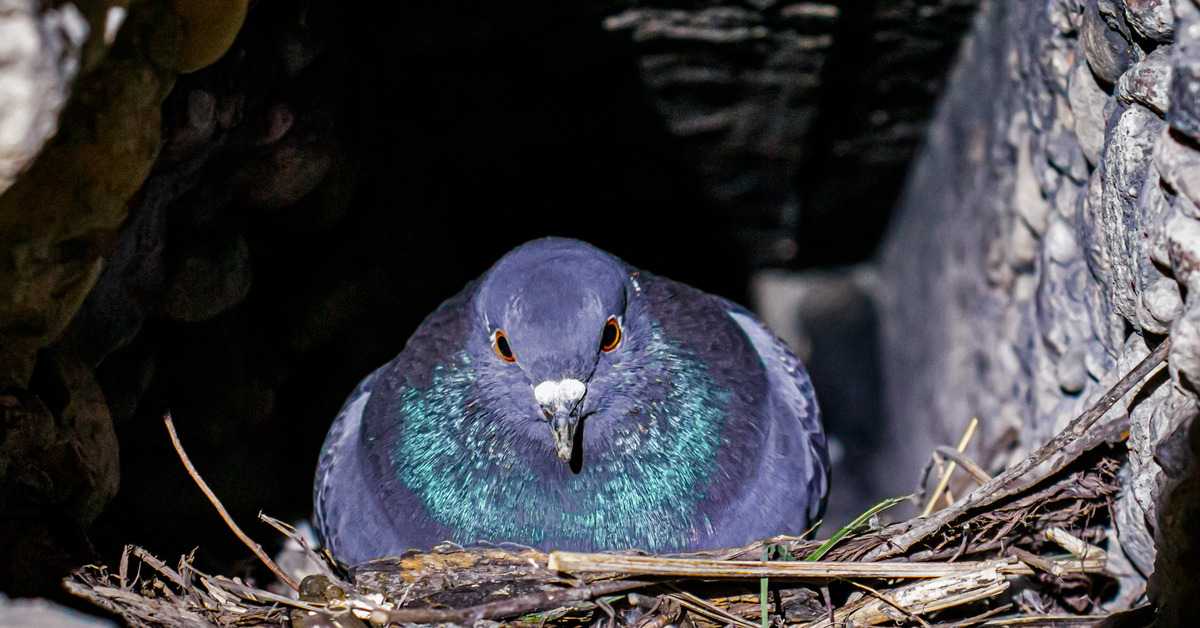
(879, 0, 1199, 620)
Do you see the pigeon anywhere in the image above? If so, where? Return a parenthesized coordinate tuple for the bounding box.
(314, 237, 829, 565)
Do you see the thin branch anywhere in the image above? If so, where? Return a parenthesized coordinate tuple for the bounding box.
(1009, 547, 1065, 577)
(547, 552, 1103, 579)
(934, 446, 993, 484)
(923, 417, 979, 517)
(820, 585, 835, 626)
(925, 603, 1012, 628)
(848, 580, 931, 628)
(131, 547, 184, 588)
(258, 513, 346, 585)
(162, 412, 299, 591)
(371, 579, 652, 624)
(664, 585, 758, 628)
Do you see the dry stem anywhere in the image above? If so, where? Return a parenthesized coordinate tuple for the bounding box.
(163, 411, 299, 591)
(370, 579, 651, 625)
(923, 417, 979, 516)
(546, 552, 1104, 579)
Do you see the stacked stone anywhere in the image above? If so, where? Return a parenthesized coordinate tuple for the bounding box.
(880, 0, 1199, 619)
(604, 1, 978, 267)
(0, 0, 347, 595)
(603, 2, 838, 265)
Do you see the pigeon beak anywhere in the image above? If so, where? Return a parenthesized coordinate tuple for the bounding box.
(549, 411, 579, 463)
(533, 379, 587, 464)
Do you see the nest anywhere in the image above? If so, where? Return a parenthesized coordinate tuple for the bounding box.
(65, 342, 1169, 628)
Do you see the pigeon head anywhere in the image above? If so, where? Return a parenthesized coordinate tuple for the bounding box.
(473, 237, 642, 467)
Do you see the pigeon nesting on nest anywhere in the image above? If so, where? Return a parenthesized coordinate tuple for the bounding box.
(315, 237, 829, 565)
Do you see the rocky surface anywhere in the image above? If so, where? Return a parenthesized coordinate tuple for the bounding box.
(0, 593, 116, 627)
(608, 1, 976, 266)
(879, 0, 1199, 621)
(0, 0, 255, 598)
(0, 0, 87, 196)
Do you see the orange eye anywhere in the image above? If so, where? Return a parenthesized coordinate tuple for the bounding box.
(600, 317, 621, 352)
(492, 329, 516, 362)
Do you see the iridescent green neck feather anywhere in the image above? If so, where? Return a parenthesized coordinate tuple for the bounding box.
(391, 327, 730, 551)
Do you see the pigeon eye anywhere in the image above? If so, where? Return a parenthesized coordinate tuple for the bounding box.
(600, 317, 622, 352)
(492, 329, 516, 362)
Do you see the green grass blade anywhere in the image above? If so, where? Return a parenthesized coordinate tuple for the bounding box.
(805, 494, 913, 562)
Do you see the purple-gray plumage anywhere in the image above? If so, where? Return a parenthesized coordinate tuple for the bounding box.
(314, 237, 829, 565)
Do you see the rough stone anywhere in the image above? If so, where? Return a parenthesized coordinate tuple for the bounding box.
(1170, 305, 1200, 392)
(1080, 0, 1138, 84)
(1, 351, 119, 526)
(1140, 277, 1183, 333)
(163, 233, 252, 323)
(1121, 0, 1174, 43)
(603, 4, 826, 266)
(1068, 58, 1109, 164)
(1045, 217, 1079, 263)
(1169, 0, 1200, 140)
(1016, 133, 1052, 234)
(1055, 343, 1090, 392)
(1167, 211, 1200, 295)
(158, 89, 219, 165)
(1155, 126, 1200, 209)
(0, 2, 179, 388)
(1045, 94, 1090, 183)
(239, 133, 334, 210)
(169, 0, 249, 74)
(0, 593, 115, 628)
(1097, 104, 1163, 326)
(1117, 46, 1172, 116)
(1147, 410, 1200, 627)
(0, 0, 88, 195)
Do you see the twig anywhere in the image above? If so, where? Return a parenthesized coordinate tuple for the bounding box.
(848, 580, 931, 628)
(927, 603, 1012, 627)
(1045, 527, 1100, 558)
(807, 567, 1010, 628)
(935, 446, 993, 484)
(162, 411, 299, 591)
(866, 338, 1170, 561)
(118, 545, 130, 590)
(633, 610, 676, 628)
(1009, 548, 1065, 577)
(923, 418, 979, 517)
(258, 513, 346, 584)
(396, 580, 419, 607)
(131, 546, 185, 588)
(664, 585, 757, 628)
(547, 552, 1104, 578)
(820, 585, 835, 626)
(371, 579, 651, 624)
(978, 614, 1114, 626)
